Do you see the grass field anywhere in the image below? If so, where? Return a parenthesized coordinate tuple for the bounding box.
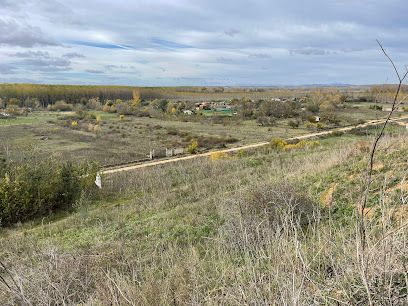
(0, 110, 310, 166)
(1, 103, 403, 167)
(1, 128, 408, 304)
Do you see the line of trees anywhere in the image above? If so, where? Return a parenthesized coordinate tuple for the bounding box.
(0, 84, 167, 108)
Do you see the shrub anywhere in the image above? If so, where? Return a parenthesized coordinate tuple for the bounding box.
(316, 122, 324, 129)
(234, 149, 248, 158)
(52, 100, 73, 111)
(5, 104, 19, 115)
(257, 116, 276, 126)
(116, 103, 132, 115)
(246, 182, 314, 226)
(308, 140, 320, 148)
(288, 119, 299, 128)
(86, 97, 101, 110)
(283, 144, 296, 151)
(295, 140, 308, 149)
(71, 121, 78, 126)
(120, 115, 124, 120)
(270, 137, 287, 150)
(8, 98, 21, 106)
(96, 116, 101, 123)
(210, 151, 229, 161)
(76, 110, 96, 121)
(187, 139, 198, 154)
(305, 122, 314, 129)
(0, 160, 98, 226)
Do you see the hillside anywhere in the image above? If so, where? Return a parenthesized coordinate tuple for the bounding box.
(1, 128, 408, 304)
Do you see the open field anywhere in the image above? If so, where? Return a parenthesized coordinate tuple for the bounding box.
(1, 102, 405, 167)
(2, 128, 408, 304)
(2, 85, 408, 304)
(0, 111, 308, 166)
(103, 114, 408, 174)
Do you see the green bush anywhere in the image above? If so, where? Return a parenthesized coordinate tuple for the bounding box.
(0, 159, 98, 226)
(234, 149, 248, 158)
(76, 110, 96, 121)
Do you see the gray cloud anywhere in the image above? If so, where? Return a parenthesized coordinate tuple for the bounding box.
(224, 28, 240, 37)
(19, 55, 72, 72)
(0, 64, 17, 74)
(85, 69, 105, 74)
(13, 51, 51, 58)
(0, 18, 58, 47)
(0, 0, 407, 85)
(216, 57, 235, 63)
(0, 0, 26, 9)
(289, 47, 336, 56)
(11, 50, 72, 72)
(63, 52, 85, 58)
(249, 53, 271, 59)
(21, 58, 71, 67)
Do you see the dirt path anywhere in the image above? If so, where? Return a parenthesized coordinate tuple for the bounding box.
(103, 115, 408, 175)
(2, 115, 407, 239)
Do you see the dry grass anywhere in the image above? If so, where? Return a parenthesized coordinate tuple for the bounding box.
(1, 132, 408, 304)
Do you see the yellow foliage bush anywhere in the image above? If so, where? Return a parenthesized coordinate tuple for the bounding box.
(88, 123, 94, 132)
(96, 116, 101, 123)
(295, 140, 308, 149)
(270, 137, 287, 150)
(187, 139, 198, 154)
(71, 121, 78, 126)
(283, 144, 296, 151)
(94, 125, 100, 133)
(308, 140, 320, 148)
(120, 115, 124, 120)
(210, 152, 229, 161)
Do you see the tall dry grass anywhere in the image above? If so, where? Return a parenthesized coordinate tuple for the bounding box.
(1, 132, 408, 304)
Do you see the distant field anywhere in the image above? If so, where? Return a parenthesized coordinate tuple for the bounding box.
(0, 103, 405, 166)
(0, 111, 309, 166)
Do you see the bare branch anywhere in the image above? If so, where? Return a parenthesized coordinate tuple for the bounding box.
(377, 40, 402, 82)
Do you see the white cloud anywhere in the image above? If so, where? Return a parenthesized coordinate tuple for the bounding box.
(0, 0, 407, 85)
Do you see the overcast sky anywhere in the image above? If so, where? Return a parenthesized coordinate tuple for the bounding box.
(0, 0, 407, 86)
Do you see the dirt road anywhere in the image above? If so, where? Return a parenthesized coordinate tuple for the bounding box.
(103, 115, 408, 175)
